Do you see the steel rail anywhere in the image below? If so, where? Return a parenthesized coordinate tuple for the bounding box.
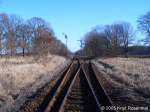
(58, 67, 81, 112)
(91, 61, 117, 112)
(38, 57, 117, 112)
(36, 60, 73, 112)
(81, 63, 101, 112)
(44, 60, 79, 112)
(44, 61, 78, 112)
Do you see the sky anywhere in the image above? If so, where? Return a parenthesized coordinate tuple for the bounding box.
(0, 0, 150, 52)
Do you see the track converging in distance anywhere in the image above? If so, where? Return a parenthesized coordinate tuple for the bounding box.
(37, 57, 116, 112)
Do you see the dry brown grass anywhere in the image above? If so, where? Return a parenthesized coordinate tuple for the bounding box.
(93, 58, 150, 108)
(0, 55, 66, 110)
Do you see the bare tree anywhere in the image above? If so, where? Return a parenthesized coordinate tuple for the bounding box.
(26, 17, 54, 55)
(83, 22, 134, 57)
(104, 22, 134, 56)
(0, 13, 69, 57)
(34, 30, 52, 55)
(6, 15, 23, 56)
(0, 13, 10, 55)
(17, 24, 31, 56)
(104, 24, 122, 56)
(83, 30, 108, 57)
(137, 11, 150, 45)
(0, 18, 3, 55)
(118, 22, 134, 56)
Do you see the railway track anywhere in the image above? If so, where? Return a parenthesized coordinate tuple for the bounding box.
(37, 58, 116, 112)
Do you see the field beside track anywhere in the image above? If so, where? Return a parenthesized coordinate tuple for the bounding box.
(0, 55, 66, 110)
(94, 58, 150, 108)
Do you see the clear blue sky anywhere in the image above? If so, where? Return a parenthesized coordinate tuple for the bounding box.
(0, 0, 150, 52)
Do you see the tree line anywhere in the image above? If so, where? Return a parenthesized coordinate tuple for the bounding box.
(82, 10, 150, 57)
(0, 13, 68, 57)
